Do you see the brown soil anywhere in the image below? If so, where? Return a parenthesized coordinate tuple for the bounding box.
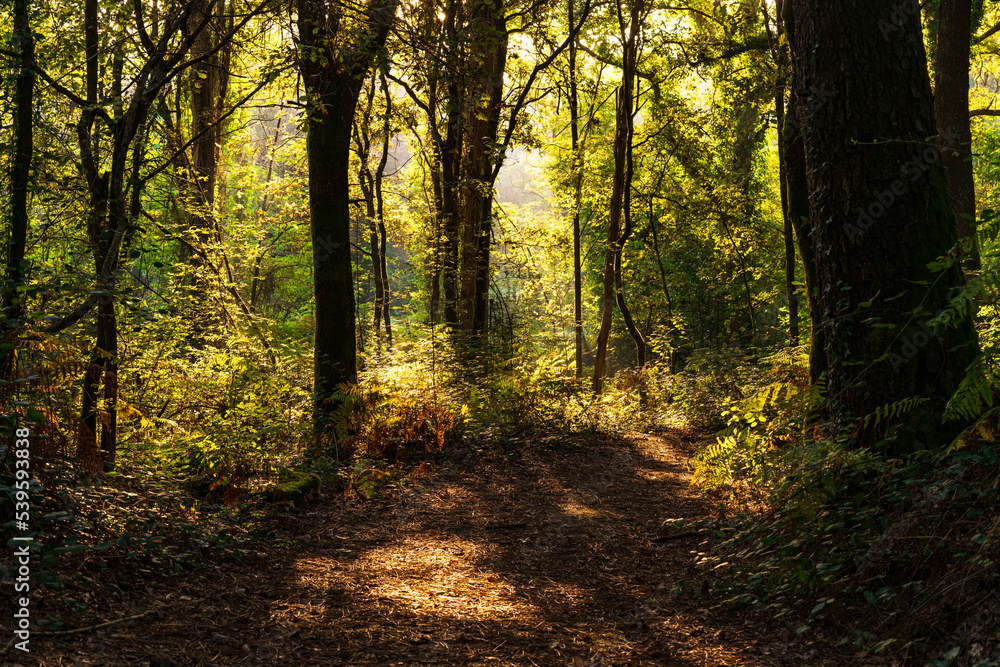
(17, 431, 881, 666)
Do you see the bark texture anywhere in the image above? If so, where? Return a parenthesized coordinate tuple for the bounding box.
(934, 0, 979, 268)
(297, 0, 399, 442)
(2, 0, 35, 380)
(789, 0, 978, 448)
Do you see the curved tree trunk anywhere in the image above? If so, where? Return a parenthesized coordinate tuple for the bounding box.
(375, 70, 393, 348)
(593, 0, 642, 393)
(615, 81, 645, 367)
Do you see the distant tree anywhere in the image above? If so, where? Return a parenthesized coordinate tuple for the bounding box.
(352, 69, 394, 349)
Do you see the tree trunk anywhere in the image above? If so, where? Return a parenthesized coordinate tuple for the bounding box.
(782, 0, 825, 384)
(789, 0, 978, 448)
(459, 0, 507, 335)
(306, 91, 361, 439)
(375, 70, 393, 347)
(471, 9, 508, 339)
(647, 172, 675, 370)
(77, 0, 105, 469)
(1, 0, 35, 381)
(775, 0, 799, 346)
(353, 85, 386, 344)
(593, 0, 641, 393)
(569, 0, 583, 378)
(615, 81, 645, 367)
(182, 0, 220, 340)
(297, 0, 399, 445)
(935, 0, 979, 269)
(439, 0, 464, 326)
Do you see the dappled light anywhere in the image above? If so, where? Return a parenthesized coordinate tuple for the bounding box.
(7, 0, 1000, 664)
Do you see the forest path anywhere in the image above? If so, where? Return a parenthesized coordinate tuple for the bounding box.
(34, 431, 861, 666)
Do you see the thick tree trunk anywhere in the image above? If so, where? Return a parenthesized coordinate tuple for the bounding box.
(1, 0, 35, 380)
(789, 0, 978, 448)
(182, 0, 220, 340)
(307, 93, 360, 438)
(935, 0, 979, 269)
(438, 0, 463, 326)
(459, 0, 507, 335)
(297, 0, 399, 445)
(471, 14, 507, 339)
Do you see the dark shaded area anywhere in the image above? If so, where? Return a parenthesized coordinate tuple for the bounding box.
(31, 433, 873, 666)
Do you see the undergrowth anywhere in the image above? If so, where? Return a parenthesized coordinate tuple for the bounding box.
(682, 320, 1000, 665)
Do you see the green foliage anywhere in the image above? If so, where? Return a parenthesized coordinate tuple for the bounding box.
(683, 337, 1000, 658)
(696, 437, 1000, 656)
(687, 356, 822, 503)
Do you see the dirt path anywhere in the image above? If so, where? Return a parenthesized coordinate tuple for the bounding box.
(28, 432, 863, 666)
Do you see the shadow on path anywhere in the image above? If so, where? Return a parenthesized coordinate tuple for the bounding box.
(33, 431, 866, 666)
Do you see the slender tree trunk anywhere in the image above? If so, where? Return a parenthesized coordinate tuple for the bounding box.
(593, 0, 641, 393)
(1, 0, 35, 380)
(353, 85, 385, 343)
(647, 169, 674, 369)
(789, 0, 978, 448)
(935, 0, 979, 269)
(427, 111, 444, 323)
(439, 0, 463, 326)
(615, 81, 645, 366)
(375, 70, 393, 347)
(775, 0, 799, 346)
(569, 0, 584, 377)
(782, 0, 825, 383)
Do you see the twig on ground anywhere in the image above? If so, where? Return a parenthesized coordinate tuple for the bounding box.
(652, 531, 703, 543)
(35, 609, 158, 637)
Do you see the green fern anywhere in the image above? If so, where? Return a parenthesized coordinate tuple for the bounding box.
(860, 396, 928, 430)
(944, 356, 996, 423)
